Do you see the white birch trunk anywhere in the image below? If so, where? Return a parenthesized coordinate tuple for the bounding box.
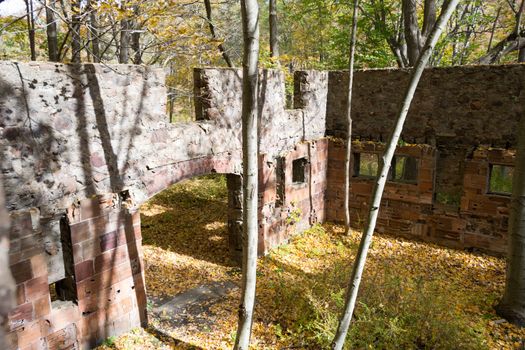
(234, 0, 259, 349)
(331, 1, 460, 348)
(344, 0, 359, 235)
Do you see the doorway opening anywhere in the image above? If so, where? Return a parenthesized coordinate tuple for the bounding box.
(140, 173, 242, 343)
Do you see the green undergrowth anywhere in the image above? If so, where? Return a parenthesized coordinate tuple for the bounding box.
(261, 225, 490, 349)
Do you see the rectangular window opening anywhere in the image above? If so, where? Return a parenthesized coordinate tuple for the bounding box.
(276, 157, 286, 206)
(353, 152, 379, 178)
(49, 276, 77, 307)
(489, 164, 514, 195)
(292, 158, 308, 184)
(391, 155, 419, 183)
(48, 216, 78, 308)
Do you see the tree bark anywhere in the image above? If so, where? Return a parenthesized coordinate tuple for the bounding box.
(234, 0, 259, 349)
(131, 5, 141, 65)
(421, 0, 436, 41)
(344, 0, 359, 235)
(119, 18, 131, 64)
(496, 88, 525, 327)
(45, 0, 59, 62)
(204, 0, 233, 67)
(269, 0, 279, 60)
(516, 0, 525, 62)
(331, 1, 459, 348)
(71, 0, 82, 63)
(88, 0, 100, 63)
(24, 0, 36, 60)
(0, 177, 15, 349)
(402, 0, 421, 66)
(487, 6, 502, 53)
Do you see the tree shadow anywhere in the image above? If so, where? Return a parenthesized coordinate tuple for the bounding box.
(145, 327, 205, 350)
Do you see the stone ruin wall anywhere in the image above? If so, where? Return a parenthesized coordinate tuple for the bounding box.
(326, 65, 525, 254)
(1, 61, 524, 349)
(1, 62, 329, 349)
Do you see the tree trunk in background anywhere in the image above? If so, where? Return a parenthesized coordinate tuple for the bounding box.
(421, 0, 436, 42)
(496, 127, 525, 327)
(479, 0, 525, 64)
(496, 86, 525, 327)
(131, 5, 141, 65)
(119, 18, 131, 64)
(88, 0, 100, 63)
(24, 0, 36, 60)
(0, 177, 15, 350)
(234, 0, 259, 349)
(487, 7, 502, 53)
(71, 0, 82, 63)
(402, 0, 421, 66)
(45, 0, 59, 62)
(344, 0, 359, 235)
(204, 0, 233, 67)
(331, 1, 459, 348)
(516, 0, 525, 62)
(269, 0, 279, 60)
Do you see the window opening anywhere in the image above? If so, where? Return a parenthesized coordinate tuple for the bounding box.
(489, 164, 513, 195)
(353, 152, 379, 178)
(276, 157, 286, 206)
(391, 155, 418, 183)
(292, 158, 308, 184)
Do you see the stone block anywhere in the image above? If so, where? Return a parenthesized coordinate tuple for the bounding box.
(25, 276, 48, 300)
(11, 260, 33, 284)
(75, 260, 94, 283)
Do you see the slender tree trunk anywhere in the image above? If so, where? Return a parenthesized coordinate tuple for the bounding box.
(516, 0, 525, 62)
(131, 5, 141, 65)
(344, 0, 359, 235)
(88, 0, 100, 63)
(269, 0, 279, 60)
(45, 0, 59, 62)
(421, 0, 436, 41)
(331, 1, 459, 349)
(234, 0, 259, 349)
(24, 0, 36, 60)
(0, 177, 15, 349)
(71, 0, 82, 63)
(496, 86, 525, 327)
(119, 18, 130, 64)
(487, 6, 502, 53)
(493, 1, 525, 328)
(204, 0, 233, 67)
(402, 0, 421, 66)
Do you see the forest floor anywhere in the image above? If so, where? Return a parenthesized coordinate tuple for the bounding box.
(96, 175, 525, 350)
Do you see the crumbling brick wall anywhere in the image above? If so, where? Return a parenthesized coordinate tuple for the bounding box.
(326, 64, 525, 254)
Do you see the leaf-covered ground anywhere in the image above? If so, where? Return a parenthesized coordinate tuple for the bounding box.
(97, 175, 525, 350)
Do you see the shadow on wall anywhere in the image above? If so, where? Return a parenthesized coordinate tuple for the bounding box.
(65, 64, 150, 341)
(1, 62, 152, 348)
(0, 75, 18, 350)
(1, 63, 64, 211)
